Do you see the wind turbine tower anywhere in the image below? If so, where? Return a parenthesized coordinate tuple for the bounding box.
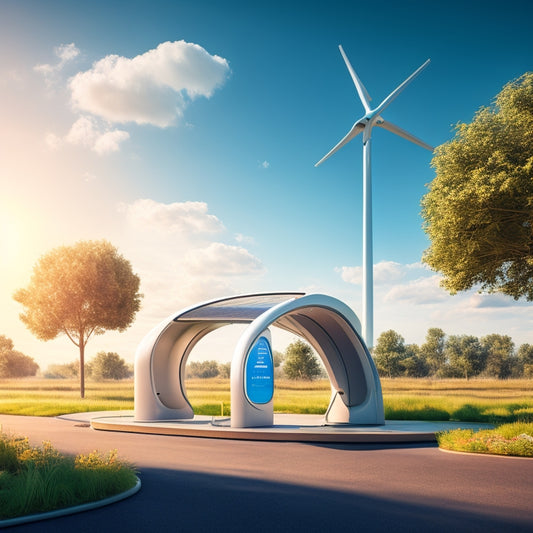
(316, 45, 433, 348)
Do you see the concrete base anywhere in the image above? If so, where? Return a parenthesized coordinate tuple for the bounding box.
(61, 411, 494, 444)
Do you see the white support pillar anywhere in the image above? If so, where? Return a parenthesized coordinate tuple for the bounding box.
(362, 137, 374, 348)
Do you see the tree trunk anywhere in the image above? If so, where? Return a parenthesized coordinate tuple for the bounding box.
(79, 341, 85, 399)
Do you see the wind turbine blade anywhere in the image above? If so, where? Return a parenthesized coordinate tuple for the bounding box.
(378, 120, 434, 151)
(374, 59, 430, 117)
(339, 45, 372, 113)
(315, 122, 365, 167)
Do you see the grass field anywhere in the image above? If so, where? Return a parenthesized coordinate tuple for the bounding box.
(1, 377, 532, 423)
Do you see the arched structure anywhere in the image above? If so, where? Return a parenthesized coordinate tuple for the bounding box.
(134, 293, 384, 427)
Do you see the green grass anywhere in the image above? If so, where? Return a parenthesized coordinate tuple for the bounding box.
(437, 422, 533, 457)
(382, 378, 533, 423)
(1, 377, 532, 424)
(0, 433, 137, 520)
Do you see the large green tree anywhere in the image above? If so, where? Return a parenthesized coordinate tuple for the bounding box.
(372, 330, 406, 378)
(14, 240, 142, 398)
(283, 339, 322, 380)
(419, 328, 447, 376)
(480, 334, 515, 379)
(422, 73, 533, 299)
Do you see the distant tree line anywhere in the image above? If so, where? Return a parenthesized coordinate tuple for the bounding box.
(45, 351, 133, 380)
(373, 328, 533, 379)
(186, 339, 325, 381)
(0, 335, 39, 378)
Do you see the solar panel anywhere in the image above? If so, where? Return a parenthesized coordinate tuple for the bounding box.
(176, 293, 305, 322)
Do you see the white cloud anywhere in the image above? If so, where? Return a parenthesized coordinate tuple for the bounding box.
(235, 233, 256, 245)
(45, 132, 62, 150)
(93, 129, 130, 154)
(35, 43, 80, 77)
(260, 160, 270, 169)
(336, 265, 362, 285)
(384, 275, 448, 304)
(118, 199, 225, 234)
(336, 260, 419, 285)
(48, 116, 129, 154)
(69, 40, 230, 127)
(465, 292, 522, 309)
(184, 242, 265, 277)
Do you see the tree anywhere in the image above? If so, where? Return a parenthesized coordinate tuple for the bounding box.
(273, 350, 285, 368)
(422, 73, 533, 300)
(44, 361, 79, 379)
(90, 351, 132, 380)
(187, 360, 220, 379)
(401, 344, 429, 378)
(283, 339, 322, 380)
(481, 334, 515, 379)
(0, 335, 39, 378)
(373, 330, 406, 378)
(445, 335, 486, 380)
(517, 344, 533, 378)
(218, 362, 231, 379)
(419, 328, 447, 376)
(13, 240, 142, 398)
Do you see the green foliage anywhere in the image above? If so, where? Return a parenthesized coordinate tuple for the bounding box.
(218, 362, 231, 379)
(419, 328, 446, 376)
(437, 422, 533, 457)
(13, 240, 142, 398)
(89, 352, 132, 380)
(373, 330, 407, 377)
(422, 72, 533, 299)
(44, 362, 79, 379)
(481, 334, 515, 378)
(186, 360, 220, 379)
(445, 335, 486, 379)
(273, 350, 285, 368)
(0, 336, 39, 378)
(283, 340, 322, 380)
(0, 434, 137, 520)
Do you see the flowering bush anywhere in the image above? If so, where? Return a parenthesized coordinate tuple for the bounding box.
(437, 423, 533, 457)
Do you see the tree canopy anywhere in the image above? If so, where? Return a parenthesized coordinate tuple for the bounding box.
(372, 330, 407, 378)
(89, 351, 132, 380)
(13, 240, 142, 397)
(0, 335, 39, 378)
(422, 73, 533, 299)
(283, 339, 322, 380)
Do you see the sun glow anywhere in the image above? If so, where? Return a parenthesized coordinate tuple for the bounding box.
(0, 211, 22, 266)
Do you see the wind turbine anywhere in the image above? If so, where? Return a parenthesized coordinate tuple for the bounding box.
(315, 45, 433, 348)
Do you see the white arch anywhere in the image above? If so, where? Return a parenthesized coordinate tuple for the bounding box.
(134, 293, 384, 427)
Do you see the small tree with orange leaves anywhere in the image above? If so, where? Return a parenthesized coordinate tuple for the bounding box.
(14, 240, 142, 398)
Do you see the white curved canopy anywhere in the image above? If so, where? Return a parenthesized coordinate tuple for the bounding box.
(134, 293, 384, 427)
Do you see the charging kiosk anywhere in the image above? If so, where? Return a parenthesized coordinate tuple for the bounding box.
(134, 292, 384, 428)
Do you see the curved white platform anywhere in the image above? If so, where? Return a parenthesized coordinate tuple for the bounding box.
(87, 412, 493, 444)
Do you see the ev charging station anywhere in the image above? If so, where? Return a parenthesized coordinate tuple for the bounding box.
(134, 292, 384, 428)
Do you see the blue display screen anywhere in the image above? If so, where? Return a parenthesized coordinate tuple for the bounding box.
(245, 336, 274, 404)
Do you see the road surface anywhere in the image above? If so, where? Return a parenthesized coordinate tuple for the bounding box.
(1, 414, 532, 532)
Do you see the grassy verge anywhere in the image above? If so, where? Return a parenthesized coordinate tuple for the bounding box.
(1, 377, 532, 423)
(0, 433, 138, 520)
(437, 422, 533, 457)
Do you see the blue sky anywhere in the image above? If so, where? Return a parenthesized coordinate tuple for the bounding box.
(1, 0, 533, 366)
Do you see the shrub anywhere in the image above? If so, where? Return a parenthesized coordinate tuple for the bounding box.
(437, 422, 533, 457)
(0, 433, 137, 520)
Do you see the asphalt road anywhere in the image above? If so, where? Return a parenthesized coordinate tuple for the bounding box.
(1, 414, 532, 532)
